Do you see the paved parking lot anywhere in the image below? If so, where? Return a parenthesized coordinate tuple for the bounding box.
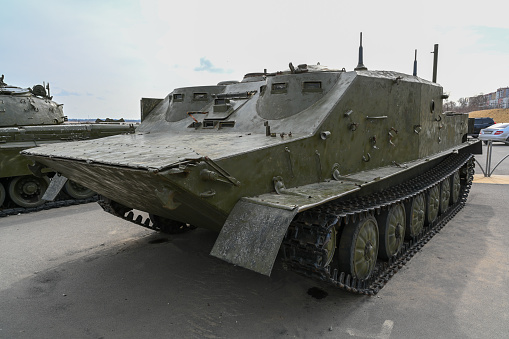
(0, 144, 508, 338)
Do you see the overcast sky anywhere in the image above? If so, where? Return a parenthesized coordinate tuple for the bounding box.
(2, 0, 508, 120)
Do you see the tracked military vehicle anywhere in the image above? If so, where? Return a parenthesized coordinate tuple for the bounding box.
(0, 75, 135, 215)
(23, 38, 481, 294)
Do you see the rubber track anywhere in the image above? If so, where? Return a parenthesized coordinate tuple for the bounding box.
(0, 196, 98, 218)
(97, 198, 156, 231)
(97, 198, 195, 233)
(281, 153, 475, 295)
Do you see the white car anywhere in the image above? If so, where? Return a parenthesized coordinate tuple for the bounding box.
(479, 123, 509, 144)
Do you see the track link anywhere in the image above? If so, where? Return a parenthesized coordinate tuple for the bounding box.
(97, 197, 156, 230)
(97, 197, 196, 234)
(0, 196, 98, 218)
(282, 153, 475, 295)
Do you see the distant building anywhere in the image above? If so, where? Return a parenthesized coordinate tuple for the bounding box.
(472, 87, 509, 109)
(496, 87, 509, 108)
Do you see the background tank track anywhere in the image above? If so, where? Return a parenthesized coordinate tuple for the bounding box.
(0, 195, 98, 218)
(281, 153, 474, 295)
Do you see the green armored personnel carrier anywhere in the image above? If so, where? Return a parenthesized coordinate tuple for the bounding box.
(0, 75, 135, 214)
(23, 39, 481, 294)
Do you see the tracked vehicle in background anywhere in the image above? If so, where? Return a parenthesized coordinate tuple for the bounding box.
(23, 37, 481, 294)
(0, 75, 135, 215)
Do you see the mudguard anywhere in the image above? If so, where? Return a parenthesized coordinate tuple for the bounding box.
(210, 199, 298, 276)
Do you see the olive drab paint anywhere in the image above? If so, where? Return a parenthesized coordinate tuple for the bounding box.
(23, 39, 481, 288)
(0, 76, 135, 209)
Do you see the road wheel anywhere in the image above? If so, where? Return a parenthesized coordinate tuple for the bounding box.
(150, 214, 196, 234)
(63, 180, 95, 199)
(440, 177, 451, 213)
(0, 182, 5, 206)
(426, 185, 440, 224)
(98, 196, 132, 217)
(451, 171, 461, 204)
(377, 203, 406, 260)
(338, 215, 379, 280)
(8, 175, 50, 208)
(406, 193, 425, 239)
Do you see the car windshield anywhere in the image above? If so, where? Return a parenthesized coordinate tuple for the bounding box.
(488, 123, 509, 129)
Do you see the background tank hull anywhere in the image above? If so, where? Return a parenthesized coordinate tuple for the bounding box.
(0, 77, 135, 212)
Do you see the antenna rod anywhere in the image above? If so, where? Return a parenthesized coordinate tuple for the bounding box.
(413, 49, 418, 76)
(432, 44, 439, 83)
(355, 32, 367, 71)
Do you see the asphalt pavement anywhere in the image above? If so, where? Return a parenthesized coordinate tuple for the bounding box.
(0, 144, 508, 339)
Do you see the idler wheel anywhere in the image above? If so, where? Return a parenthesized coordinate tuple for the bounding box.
(426, 185, 440, 224)
(149, 214, 196, 234)
(405, 193, 425, 239)
(8, 175, 49, 208)
(451, 171, 461, 204)
(63, 180, 95, 199)
(440, 177, 451, 213)
(377, 203, 406, 260)
(0, 182, 6, 206)
(337, 215, 379, 280)
(98, 196, 132, 217)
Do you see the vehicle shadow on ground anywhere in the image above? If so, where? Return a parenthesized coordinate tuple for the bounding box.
(0, 227, 369, 338)
(0, 190, 496, 339)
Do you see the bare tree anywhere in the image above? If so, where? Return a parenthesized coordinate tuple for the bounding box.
(443, 100, 457, 111)
(457, 97, 468, 113)
(468, 94, 485, 111)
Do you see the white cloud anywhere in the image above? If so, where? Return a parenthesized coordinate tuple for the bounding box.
(1, 0, 508, 119)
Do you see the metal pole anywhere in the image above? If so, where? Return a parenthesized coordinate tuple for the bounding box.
(432, 44, 439, 83)
(355, 32, 367, 71)
(487, 141, 493, 177)
(413, 50, 417, 76)
(485, 142, 489, 177)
